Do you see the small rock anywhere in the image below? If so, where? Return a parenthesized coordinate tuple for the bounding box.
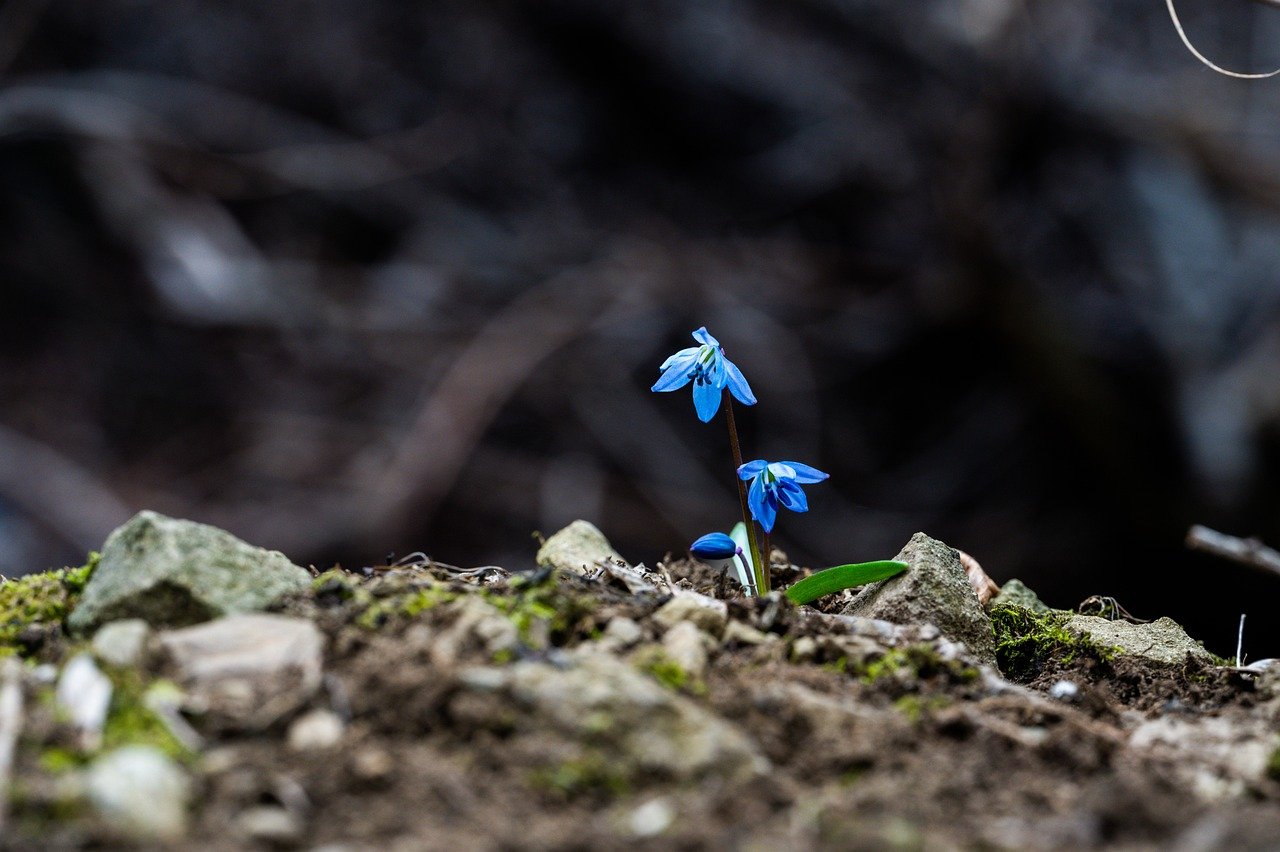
(629, 797, 676, 838)
(1049, 680, 1080, 702)
(55, 654, 112, 750)
(841, 533, 997, 666)
(69, 511, 311, 633)
(536, 520, 626, 576)
(92, 619, 151, 668)
(723, 620, 773, 646)
(988, 578, 1050, 613)
(287, 709, 345, 751)
(159, 614, 324, 731)
(485, 652, 767, 782)
(236, 806, 303, 844)
(652, 592, 728, 638)
(662, 621, 709, 680)
(601, 617, 644, 649)
(85, 745, 191, 841)
(1065, 615, 1215, 667)
(790, 636, 818, 664)
(350, 747, 395, 782)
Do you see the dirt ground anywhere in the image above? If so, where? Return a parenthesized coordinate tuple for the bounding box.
(7, 556, 1280, 850)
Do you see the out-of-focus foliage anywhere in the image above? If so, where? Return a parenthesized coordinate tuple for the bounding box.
(1, 0, 1279, 650)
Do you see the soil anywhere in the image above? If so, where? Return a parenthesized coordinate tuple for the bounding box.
(6, 555, 1280, 850)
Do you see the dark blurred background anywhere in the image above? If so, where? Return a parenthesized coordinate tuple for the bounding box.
(2, 0, 1279, 654)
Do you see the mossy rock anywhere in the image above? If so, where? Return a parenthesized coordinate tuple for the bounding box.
(68, 512, 310, 634)
(0, 556, 97, 654)
(841, 533, 997, 667)
(988, 578, 1049, 613)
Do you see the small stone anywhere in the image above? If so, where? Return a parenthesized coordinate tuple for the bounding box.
(236, 806, 303, 844)
(1049, 680, 1080, 702)
(1065, 615, 1215, 667)
(988, 578, 1050, 613)
(536, 520, 626, 576)
(287, 709, 345, 751)
(841, 533, 997, 667)
(790, 636, 818, 663)
(85, 746, 191, 841)
(652, 593, 728, 638)
(629, 797, 675, 838)
(69, 511, 311, 633)
(55, 654, 112, 750)
(723, 620, 773, 646)
(351, 747, 395, 782)
(159, 614, 324, 731)
(601, 617, 644, 649)
(91, 619, 151, 668)
(662, 621, 709, 680)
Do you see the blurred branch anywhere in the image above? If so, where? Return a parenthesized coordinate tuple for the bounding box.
(1186, 525, 1280, 578)
(0, 425, 132, 554)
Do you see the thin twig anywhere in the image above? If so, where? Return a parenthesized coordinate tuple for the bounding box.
(1236, 614, 1247, 667)
(1186, 524, 1280, 578)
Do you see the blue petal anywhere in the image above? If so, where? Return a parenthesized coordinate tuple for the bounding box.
(767, 462, 797, 481)
(737, 460, 767, 480)
(689, 533, 739, 560)
(776, 479, 809, 512)
(692, 326, 719, 348)
(748, 477, 777, 532)
(651, 358, 695, 392)
(692, 379, 722, 422)
(781, 461, 829, 484)
(723, 357, 756, 405)
(660, 347, 700, 371)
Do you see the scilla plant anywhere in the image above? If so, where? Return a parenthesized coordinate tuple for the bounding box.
(653, 326, 906, 603)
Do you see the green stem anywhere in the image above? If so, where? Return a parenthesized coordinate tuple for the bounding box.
(725, 398, 767, 594)
(761, 530, 772, 592)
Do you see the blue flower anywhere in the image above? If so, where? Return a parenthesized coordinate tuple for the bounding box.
(651, 327, 756, 422)
(688, 532, 741, 560)
(737, 460, 829, 533)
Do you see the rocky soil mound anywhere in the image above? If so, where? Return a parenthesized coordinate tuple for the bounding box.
(1, 513, 1278, 849)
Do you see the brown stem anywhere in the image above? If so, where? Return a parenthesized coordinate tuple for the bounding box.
(725, 398, 767, 594)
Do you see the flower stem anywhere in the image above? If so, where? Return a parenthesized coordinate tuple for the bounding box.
(761, 530, 772, 591)
(725, 398, 768, 594)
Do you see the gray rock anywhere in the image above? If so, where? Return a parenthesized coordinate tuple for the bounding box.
(1066, 615, 1215, 667)
(468, 652, 767, 782)
(69, 511, 311, 633)
(661, 621, 710, 680)
(85, 745, 191, 841)
(91, 619, 152, 668)
(840, 532, 997, 666)
(536, 520, 625, 576)
(159, 614, 324, 731)
(988, 578, 1050, 613)
(652, 592, 728, 638)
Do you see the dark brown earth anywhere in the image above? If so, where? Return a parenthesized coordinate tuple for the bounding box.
(7, 555, 1280, 851)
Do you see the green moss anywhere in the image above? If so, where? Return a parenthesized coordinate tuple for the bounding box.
(102, 674, 190, 762)
(892, 694, 952, 722)
(633, 648, 706, 696)
(990, 605, 1118, 682)
(0, 555, 98, 655)
(856, 644, 979, 686)
(349, 572, 596, 649)
(1267, 746, 1280, 782)
(528, 751, 630, 798)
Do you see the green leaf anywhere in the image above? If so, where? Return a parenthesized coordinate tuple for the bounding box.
(784, 560, 909, 605)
